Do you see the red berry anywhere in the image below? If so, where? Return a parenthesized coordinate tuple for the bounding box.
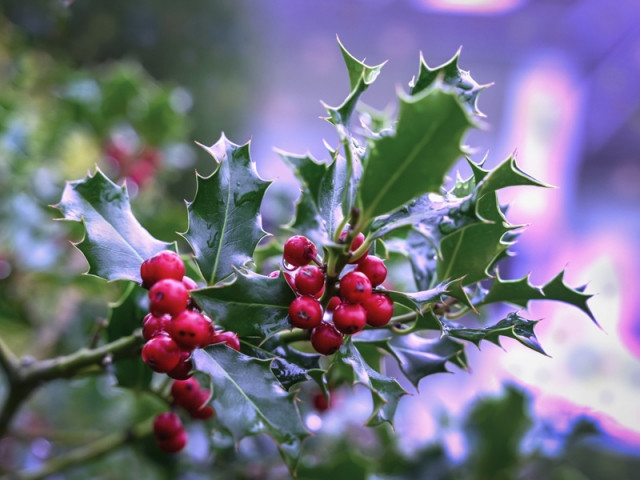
(283, 235, 317, 267)
(356, 255, 387, 287)
(142, 335, 181, 373)
(156, 429, 187, 453)
(294, 265, 325, 296)
(190, 404, 215, 420)
(339, 271, 372, 304)
(187, 389, 213, 419)
(332, 303, 367, 335)
(167, 350, 193, 380)
(363, 293, 394, 327)
(168, 310, 214, 350)
(312, 392, 332, 412)
(171, 378, 200, 407)
(310, 321, 343, 355)
(326, 296, 342, 312)
(288, 296, 323, 329)
(340, 231, 368, 263)
(148, 278, 189, 317)
(142, 313, 171, 341)
(182, 276, 199, 291)
(209, 331, 241, 351)
(153, 411, 183, 441)
(140, 250, 185, 288)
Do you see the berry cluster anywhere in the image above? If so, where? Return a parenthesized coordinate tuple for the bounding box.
(152, 377, 214, 453)
(139, 250, 239, 452)
(283, 234, 394, 355)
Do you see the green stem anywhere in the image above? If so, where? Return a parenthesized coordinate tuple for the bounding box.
(278, 329, 311, 344)
(15, 416, 154, 480)
(0, 331, 144, 438)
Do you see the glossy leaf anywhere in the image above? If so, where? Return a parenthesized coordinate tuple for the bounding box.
(333, 338, 408, 427)
(106, 283, 149, 389)
(190, 269, 296, 340)
(381, 282, 450, 312)
(477, 153, 553, 198)
(192, 346, 309, 471)
(410, 48, 489, 116)
(54, 168, 172, 282)
(357, 86, 472, 222)
(182, 134, 271, 285)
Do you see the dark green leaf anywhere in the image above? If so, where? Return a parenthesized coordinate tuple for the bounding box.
(182, 135, 271, 285)
(106, 283, 150, 389)
(410, 48, 489, 116)
(442, 312, 547, 355)
(53, 168, 173, 282)
(381, 282, 450, 312)
(192, 346, 309, 471)
(333, 338, 408, 427)
(190, 269, 296, 340)
(387, 334, 468, 389)
(357, 87, 472, 222)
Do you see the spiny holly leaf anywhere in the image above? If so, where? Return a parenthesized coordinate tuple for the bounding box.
(182, 134, 271, 286)
(105, 283, 149, 389)
(436, 193, 518, 285)
(442, 312, 547, 356)
(281, 151, 350, 245)
(478, 270, 597, 325)
(192, 346, 309, 472)
(357, 86, 473, 222)
(381, 282, 450, 312)
(324, 37, 386, 127)
(410, 48, 490, 116)
(333, 338, 408, 427)
(387, 334, 468, 389)
(477, 153, 553, 197)
(54, 168, 173, 282)
(190, 269, 296, 340)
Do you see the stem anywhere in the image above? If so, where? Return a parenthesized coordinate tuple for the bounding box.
(0, 331, 144, 437)
(278, 329, 311, 344)
(15, 416, 154, 480)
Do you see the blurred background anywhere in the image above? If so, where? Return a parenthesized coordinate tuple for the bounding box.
(1, 0, 639, 478)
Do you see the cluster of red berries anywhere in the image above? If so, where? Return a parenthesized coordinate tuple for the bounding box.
(283, 233, 394, 355)
(139, 250, 239, 452)
(152, 377, 214, 452)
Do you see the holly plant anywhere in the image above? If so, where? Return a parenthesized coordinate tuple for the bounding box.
(1, 40, 597, 477)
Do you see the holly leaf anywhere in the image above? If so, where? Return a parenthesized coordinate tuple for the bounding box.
(357, 86, 473, 222)
(442, 312, 547, 356)
(381, 282, 450, 312)
(324, 37, 386, 127)
(478, 270, 597, 325)
(106, 283, 149, 389)
(53, 168, 172, 282)
(387, 334, 468, 389)
(477, 153, 553, 198)
(333, 338, 408, 427)
(190, 269, 296, 340)
(192, 346, 309, 472)
(410, 48, 490, 116)
(182, 134, 271, 285)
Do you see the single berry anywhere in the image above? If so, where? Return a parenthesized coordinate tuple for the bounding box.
(171, 377, 200, 407)
(283, 235, 317, 267)
(148, 278, 189, 317)
(142, 313, 171, 341)
(363, 293, 394, 327)
(167, 350, 193, 380)
(187, 389, 213, 419)
(339, 271, 372, 304)
(356, 255, 387, 287)
(209, 331, 241, 351)
(156, 429, 187, 453)
(294, 265, 325, 296)
(310, 321, 344, 355)
(141, 335, 181, 373)
(288, 296, 323, 329)
(182, 276, 199, 291)
(340, 231, 368, 263)
(153, 412, 183, 441)
(332, 303, 367, 335)
(190, 404, 215, 420)
(326, 296, 342, 312)
(168, 310, 214, 350)
(312, 392, 332, 412)
(140, 250, 185, 288)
